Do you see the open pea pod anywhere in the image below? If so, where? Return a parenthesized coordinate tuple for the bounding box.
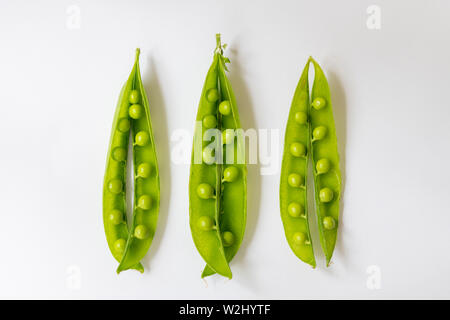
(310, 58, 341, 266)
(103, 57, 143, 273)
(201, 50, 247, 278)
(280, 57, 341, 267)
(189, 34, 246, 279)
(279, 61, 316, 268)
(103, 49, 160, 274)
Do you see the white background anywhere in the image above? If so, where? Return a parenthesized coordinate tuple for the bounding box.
(0, 0, 449, 299)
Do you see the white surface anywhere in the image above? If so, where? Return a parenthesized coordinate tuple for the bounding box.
(0, 0, 449, 299)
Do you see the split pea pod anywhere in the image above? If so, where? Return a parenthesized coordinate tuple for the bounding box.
(280, 57, 341, 267)
(189, 34, 247, 279)
(103, 49, 160, 273)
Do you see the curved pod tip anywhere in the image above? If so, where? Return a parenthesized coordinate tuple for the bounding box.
(116, 266, 144, 275)
(201, 268, 232, 280)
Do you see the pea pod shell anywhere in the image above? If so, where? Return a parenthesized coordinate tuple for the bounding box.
(310, 58, 341, 266)
(279, 61, 316, 267)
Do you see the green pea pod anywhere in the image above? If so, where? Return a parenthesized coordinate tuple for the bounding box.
(189, 34, 247, 279)
(103, 49, 160, 274)
(279, 61, 316, 267)
(116, 49, 160, 274)
(201, 48, 247, 278)
(310, 58, 341, 266)
(280, 57, 341, 267)
(103, 56, 143, 273)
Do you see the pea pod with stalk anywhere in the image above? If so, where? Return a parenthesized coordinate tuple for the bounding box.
(189, 34, 247, 279)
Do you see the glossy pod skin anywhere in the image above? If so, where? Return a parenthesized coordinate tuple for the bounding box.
(279, 62, 316, 267)
(310, 58, 341, 266)
(189, 34, 247, 279)
(103, 49, 160, 273)
(280, 58, 341, 267)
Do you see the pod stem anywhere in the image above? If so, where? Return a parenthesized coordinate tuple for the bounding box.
(132, 48, 141, 88)
(135, 48, 141, 61)
(215, 34, 224, 55)
(216, 34, 221, 49)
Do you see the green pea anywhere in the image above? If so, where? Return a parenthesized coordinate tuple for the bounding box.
(129, 90, 140, 104)
(137, 195, 152, 210)
(294, 111, 307, 125)
(108, 179, 123, 194)
(112, 147, 127, 162)
(114, 239, 126, 254)
(222, 231, 235, 247)
(129, 104, 143, 119)
(203, 115, 217, 128)
(222, 129, 235, 145)
(117, 118, 130, 133)
(292, 232, 307, 245)
(197, 183, 214, 199)
(313, 126, 327, 140)
(202, 147, 216, 165)
(316, 158, 330, 174)
(319, 188, 334, 203)
(206, 88, 219, 102)
(109, 209, 124, 225)
(287, 202, 304, 218)
(219, 100, 231, 115)
(290, 142, 306, 157)
(134, 224, 149, 240)
(312, 97, 326, 110)
(135, 131, 150, 146)
(197, 216, 214, 231)
(137, 163, 151, 178)
(323, 216, 336, 230)
(223, 166, 239, 182)
(288, 173, 304, 188)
